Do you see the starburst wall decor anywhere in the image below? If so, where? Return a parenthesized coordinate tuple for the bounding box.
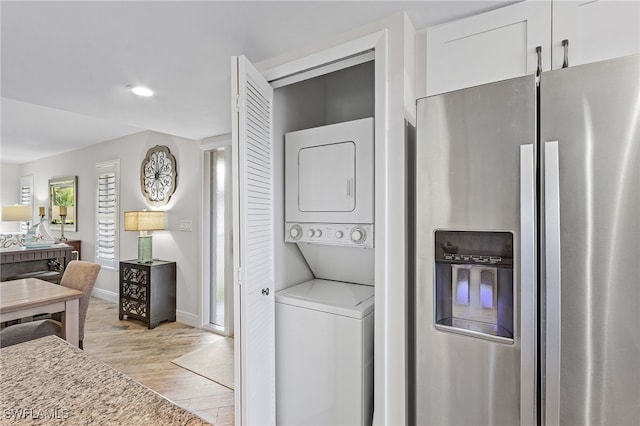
(140, 145, 177, 206)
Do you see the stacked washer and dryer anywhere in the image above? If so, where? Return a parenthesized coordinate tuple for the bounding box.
(276, 117, 375, 425)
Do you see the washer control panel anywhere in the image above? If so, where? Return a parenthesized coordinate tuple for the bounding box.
(285, 223, 374, 248)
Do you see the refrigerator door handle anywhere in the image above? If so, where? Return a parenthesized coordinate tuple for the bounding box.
(544, 141, 562, 426)
(520, 144, 537, 426)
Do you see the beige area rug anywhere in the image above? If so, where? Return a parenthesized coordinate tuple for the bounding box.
(172, 337, 234, 390)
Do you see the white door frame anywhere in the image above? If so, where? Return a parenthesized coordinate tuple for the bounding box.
(200, 134, 234, 336)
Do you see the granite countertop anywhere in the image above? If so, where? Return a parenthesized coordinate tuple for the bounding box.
(0, 336, 211, 425)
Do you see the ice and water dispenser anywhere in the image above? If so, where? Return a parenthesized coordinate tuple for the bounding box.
(434, 230, 514, 343)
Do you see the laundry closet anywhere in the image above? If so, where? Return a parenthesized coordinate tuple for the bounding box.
(233, 18, 413, 425)
(271, 59, 375, 425)
(273, 60, 375, 288)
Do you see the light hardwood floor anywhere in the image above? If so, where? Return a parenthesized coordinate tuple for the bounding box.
(83, 297, 234, 425)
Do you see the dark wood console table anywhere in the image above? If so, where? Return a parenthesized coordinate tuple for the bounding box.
(0, 244, 73, 284)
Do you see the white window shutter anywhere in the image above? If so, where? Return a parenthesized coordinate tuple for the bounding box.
(19, 175, 33, 233)
(232, 55, 275, 426)
(95, 160, 120, 268)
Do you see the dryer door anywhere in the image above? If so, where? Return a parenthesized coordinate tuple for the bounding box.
(285, 117, 374, 223)
(298, 141, 355, 213)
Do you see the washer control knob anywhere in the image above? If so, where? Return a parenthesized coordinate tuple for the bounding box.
(315, 229, 323, 237)
(335, 231, 344, 239)
(307, 229, 315, 237)
(350, 227, 366, 244)
(289, 225, 302, 240)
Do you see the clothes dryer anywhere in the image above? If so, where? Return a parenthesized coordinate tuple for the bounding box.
(285, 117, 374, 224)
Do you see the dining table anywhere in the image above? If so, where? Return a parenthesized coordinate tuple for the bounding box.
(0, 278, 83, 347)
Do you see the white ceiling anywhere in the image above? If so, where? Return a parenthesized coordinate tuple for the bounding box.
(1, 0, 515, 164)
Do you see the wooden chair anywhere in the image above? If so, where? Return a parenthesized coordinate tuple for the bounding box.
(0, 260, 101, 349)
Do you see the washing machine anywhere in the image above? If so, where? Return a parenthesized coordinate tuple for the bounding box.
(275, 279, 374, 426)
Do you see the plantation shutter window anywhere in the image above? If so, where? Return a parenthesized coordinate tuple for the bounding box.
(20, 185, 32, 205)
(19, 175, 33, 233)
(95, 160, 120, 268)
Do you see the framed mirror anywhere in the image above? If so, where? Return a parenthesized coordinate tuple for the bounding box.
(49, 176, 77, 232)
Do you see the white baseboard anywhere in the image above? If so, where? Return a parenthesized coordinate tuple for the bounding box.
(177, 310, 200, 328)
(92, 287, 118, 303)
(91, 288, 202, 328)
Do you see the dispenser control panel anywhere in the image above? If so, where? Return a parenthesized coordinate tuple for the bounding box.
(285, 222, 374, 248)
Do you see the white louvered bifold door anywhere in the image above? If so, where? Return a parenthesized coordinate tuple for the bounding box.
(231, 55, 275, 426)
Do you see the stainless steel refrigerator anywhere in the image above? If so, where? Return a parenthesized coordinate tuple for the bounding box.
(413, 54, 639, 425)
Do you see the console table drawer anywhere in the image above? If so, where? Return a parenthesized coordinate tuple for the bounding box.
(121, 281, 147, 301)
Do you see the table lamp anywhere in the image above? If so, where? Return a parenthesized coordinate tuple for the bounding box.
(124, 210, 165, 263)
(1, 205, 32, 229)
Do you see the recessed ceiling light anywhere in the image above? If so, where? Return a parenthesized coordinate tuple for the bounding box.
(128, 85, 154, 97)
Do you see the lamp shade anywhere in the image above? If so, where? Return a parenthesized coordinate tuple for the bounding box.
(124, 210, 165, 231)
(1, 205, 32, 222)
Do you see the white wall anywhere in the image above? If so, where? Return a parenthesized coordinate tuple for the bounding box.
(16, 130, 203, 325)
(0, 163, 23, 232)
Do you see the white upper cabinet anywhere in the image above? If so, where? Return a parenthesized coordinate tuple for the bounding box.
(552, 0, 640, 69)
(424, 0, 640, 96)
(425, 0, 551, 96)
